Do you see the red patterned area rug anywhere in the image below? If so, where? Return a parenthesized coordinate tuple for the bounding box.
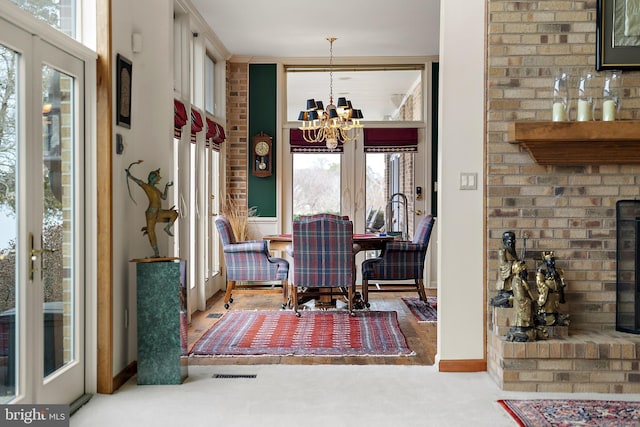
(189, 310, 414, 357)
(498, 399, 640, 426)
(401, 296, 437, 322)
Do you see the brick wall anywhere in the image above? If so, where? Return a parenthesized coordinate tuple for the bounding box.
(225, 62, 249, 213)
(487, 0, 640, 336)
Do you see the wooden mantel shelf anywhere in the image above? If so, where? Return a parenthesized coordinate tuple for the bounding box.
(508, 120, 640, 165)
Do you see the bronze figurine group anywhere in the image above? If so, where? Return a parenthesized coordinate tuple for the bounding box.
(492, 231, 569, 342)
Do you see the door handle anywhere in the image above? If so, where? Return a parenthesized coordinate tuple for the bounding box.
(29, 233, 56, 281)
(31, 248, 56, 257)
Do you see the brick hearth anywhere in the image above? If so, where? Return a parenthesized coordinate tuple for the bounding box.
(488, 307, 640, 393)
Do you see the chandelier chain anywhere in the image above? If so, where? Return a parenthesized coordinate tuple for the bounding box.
(328, 37, 334, 105)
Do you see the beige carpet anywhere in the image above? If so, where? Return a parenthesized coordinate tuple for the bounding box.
(70, 365, 640, 427)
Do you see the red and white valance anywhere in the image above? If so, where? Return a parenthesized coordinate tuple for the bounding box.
(289, 129, 344, 153)
(205, 117, 226, 151)
(190, 109, 204, 143)
(174, 99, 187, 138)
(363, 128, 418, 153)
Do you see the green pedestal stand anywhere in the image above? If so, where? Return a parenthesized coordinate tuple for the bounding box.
(133, 258, 188, 385)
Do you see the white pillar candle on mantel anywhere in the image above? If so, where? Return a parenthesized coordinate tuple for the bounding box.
(577, 99, 592, 121)
(602, 100, 617, 121)
(552, 102, 567, 121)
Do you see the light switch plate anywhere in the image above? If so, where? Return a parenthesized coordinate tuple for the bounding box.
(460, 172, 477, 190)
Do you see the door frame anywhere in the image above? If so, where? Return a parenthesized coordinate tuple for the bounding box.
(0, 6, 98, 403)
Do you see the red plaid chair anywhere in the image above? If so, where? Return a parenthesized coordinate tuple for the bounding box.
(361, 214, 435, 306)
(215, 215, 289, 309)
(290, 215, 356, 316)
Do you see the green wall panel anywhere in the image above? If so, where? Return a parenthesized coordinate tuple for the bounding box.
(248, 64, 277, 217)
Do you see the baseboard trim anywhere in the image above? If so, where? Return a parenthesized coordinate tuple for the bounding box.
(112, 361, 137, 392)
(438, 359, 486, 372)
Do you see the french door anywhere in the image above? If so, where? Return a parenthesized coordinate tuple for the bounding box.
(0, 17, 85, 404)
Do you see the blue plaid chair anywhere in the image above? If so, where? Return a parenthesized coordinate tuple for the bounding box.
(361, 215, 435, 306)
(290, 216, 356, 316)
(214, 215, 289, 309)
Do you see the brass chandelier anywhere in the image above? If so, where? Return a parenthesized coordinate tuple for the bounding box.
(297, 38, 364, 150)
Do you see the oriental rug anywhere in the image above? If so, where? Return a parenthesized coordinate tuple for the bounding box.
(401, 296, 437, 322)
(189, 310, 414, 357)
(498, 399, 640, 426)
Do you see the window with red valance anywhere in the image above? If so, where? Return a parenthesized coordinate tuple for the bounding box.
(289, 128, 418, 153)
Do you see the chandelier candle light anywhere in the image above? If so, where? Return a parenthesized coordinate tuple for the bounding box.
(298, 37, 364, 150)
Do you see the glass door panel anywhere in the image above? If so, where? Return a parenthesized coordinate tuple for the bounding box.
(41, 65, 75, 377)
(365, 152, 415, 240)
(0, 42, 19, 403)
(35, 40, 84, 404)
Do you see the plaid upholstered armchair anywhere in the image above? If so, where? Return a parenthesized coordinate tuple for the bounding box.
(214, 215, 289, 309)
(361, 214, 435, 307)
(289, 215, 357, 316)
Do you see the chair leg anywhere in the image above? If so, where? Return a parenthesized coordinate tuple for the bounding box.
(292, 285, 300, 317)
(362, 279, 370, 307)
(416, 279, 428, 302)
(224, 280, 234, 309)
(348, 282, 355, 316)
(281, 281, 289, 309)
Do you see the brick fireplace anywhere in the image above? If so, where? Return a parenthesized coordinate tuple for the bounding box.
(486, 1, 640, 393)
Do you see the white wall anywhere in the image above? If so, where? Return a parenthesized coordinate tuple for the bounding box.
(436, 0, 486, 362)
(111, 0, 175, 375)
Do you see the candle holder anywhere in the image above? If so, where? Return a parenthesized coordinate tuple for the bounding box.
(602, 70, 622, 121)
(552, 70, 569, 122)
(576, 71, 595, 121)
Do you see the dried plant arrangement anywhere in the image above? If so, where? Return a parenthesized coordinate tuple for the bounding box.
(220, 196, 257, 241)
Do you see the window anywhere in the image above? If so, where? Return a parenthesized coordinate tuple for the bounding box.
(10, 0, 76, 37)
(293, 153, 341, 219)
(173, 10, 226, 313)
(205, 53, 215, 115)
(286, 66, 423, 122)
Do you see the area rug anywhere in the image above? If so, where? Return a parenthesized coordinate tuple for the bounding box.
(401, 296, 437, 322)
(498, 399, 640, 426)
(189, 310, 414, 357)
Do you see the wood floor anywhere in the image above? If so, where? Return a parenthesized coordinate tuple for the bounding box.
(187, 288, 437, 366)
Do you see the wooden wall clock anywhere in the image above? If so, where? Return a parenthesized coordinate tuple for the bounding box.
(252, 132, 273, 178)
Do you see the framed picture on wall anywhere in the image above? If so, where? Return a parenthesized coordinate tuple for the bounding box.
(116, 54, 133, 128)
(596, 0, 640, 70)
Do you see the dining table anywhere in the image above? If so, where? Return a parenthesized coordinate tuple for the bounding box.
(263, 233, 395, 253)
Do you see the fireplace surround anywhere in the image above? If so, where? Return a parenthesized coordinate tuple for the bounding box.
(616, 200, 640, 334)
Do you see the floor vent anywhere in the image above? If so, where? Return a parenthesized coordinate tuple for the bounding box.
(207, 313, 223, 318)
(212, 374, 257, 379)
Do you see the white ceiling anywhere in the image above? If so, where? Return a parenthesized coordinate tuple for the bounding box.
(189, 0, 441, 120)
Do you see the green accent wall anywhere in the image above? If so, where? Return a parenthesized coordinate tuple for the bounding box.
(248, 64, 277, 217)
